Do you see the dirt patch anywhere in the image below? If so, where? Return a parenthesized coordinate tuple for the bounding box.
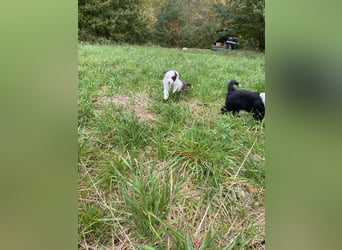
(181, 100, 208, 117)
(93, 91, 157, 121)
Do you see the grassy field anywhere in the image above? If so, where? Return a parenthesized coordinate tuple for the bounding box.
(78, 44, 265, 249)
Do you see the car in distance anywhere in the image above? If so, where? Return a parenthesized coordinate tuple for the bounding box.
(211, 30, 239, 51)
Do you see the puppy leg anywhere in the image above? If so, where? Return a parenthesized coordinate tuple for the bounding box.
(172, 83, 180, 94)
(163, 89, 169, 100)
(163, 82, 170, 100)
(221, 106, 228, 114)
(252, 110, 265, 120)
(181, 82, 192, 95)
(231, 110, 238, 116)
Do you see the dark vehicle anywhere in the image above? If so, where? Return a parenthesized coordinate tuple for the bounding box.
(211, 29, 239, 51)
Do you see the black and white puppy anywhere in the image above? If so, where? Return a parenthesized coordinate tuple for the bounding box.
(221, 80, 265, 120)
(162, 70, 192, 100)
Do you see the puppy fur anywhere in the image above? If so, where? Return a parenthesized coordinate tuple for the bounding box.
(221, 80, 265, 120)
(259, 92, 265, 106)
(162, 70, 192, 100)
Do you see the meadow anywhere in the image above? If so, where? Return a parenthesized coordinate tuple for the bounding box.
(78, 44, 265, 249)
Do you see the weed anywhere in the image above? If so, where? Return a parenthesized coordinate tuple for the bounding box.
(93, 107, 151, 151)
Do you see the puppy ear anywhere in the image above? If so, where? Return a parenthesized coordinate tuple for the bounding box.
(163, 69, 169, 74)
(171, 72, 177, 81)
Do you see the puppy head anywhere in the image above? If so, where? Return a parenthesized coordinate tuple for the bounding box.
(229, 80, 240, 85)
(163, 70, 179, 83)
(171, 72, 178, 82)
(228, 80, 240, 92)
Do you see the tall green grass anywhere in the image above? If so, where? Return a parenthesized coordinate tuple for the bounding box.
(78, 44, 265, 249)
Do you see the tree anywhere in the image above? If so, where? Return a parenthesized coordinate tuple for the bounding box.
(153, 0, 185, 47)
(78, 0, 151, 44)
(213, 0, 265, 51)
(78, 0, 265, 51)
(153, 0, 218, 48)
(178, 0, 218, 48)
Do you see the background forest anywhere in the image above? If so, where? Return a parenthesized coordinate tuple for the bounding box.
(78, 0, 265, 51)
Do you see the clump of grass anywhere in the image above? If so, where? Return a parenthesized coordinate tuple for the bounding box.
(94, 107, 151, 151)
(78, 95, 95, 127)
(78, 203, 113, 245)
(166, 123, 229, 185)
(152, 101, 191, 125)
(115, 160, 184, 243)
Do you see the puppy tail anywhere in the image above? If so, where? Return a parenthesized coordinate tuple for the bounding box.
(228, 80, 239, 92)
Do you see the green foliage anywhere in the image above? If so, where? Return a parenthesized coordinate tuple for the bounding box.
(78, 203, 112, 244)
(153, 0, 220, 48)
(153, 0, 185, 47)
(94, 108, 151, 150)
(78, 0, 150, 43)
(166, 122, 229, 185)
(213, 0, 265, 50)
(78, 0, 265, 51)
(117, 161, 182, 240)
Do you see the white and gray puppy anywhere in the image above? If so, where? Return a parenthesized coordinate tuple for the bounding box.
(162, 70, 192, 100)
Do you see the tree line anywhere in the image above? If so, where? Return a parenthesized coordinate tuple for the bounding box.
(78, 0, 264, 51)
